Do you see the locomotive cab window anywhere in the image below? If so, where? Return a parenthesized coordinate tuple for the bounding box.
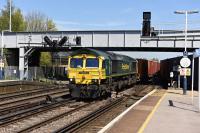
(70, 58, 83, 68)
(102, 60, 106, 69)
(86, 58, 99, 68)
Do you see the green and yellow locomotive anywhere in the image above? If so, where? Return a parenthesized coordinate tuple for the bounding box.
(67, 48, 138, 98)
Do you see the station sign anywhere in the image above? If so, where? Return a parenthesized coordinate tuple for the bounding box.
(180, 57, 191, 68)
(170, 72, 174, 78)
(0, 62, 4, 68)
(180, 68, 191, 76)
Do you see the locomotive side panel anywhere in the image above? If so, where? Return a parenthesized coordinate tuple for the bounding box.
(111, 60, 136, 75)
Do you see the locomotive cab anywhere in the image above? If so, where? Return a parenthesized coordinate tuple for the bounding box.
(68, 54, 106, 85)
(67, 48, 137, 99)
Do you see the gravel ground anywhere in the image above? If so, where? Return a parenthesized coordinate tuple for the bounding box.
(0, 101, 84, 133)
(30, 100, 110, 133)
(0, 85, 157, 133)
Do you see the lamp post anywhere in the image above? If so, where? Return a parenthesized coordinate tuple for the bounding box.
(174, 10, 199, 95)
(9, 0, 12, 32)
(174, 10, 199, 53)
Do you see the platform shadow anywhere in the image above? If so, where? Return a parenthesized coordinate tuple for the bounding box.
(168, 100, 198, 113)
(167, 91, 182, 95)
(172, 105, 198, 113)
(173, 100, 193, 106)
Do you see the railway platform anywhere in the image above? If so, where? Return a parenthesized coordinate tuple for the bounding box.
(99, 88, 200, 133)
(0, 80, 19, 82)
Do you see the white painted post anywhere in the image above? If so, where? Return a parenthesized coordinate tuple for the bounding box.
(191, 56, 194, 104)
(19, 47, 24, 80)
(9, 0, 12, 32)
(199, 57, 200, 112)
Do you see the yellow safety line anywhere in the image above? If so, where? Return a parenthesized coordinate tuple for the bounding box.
(137, 92, 167, 133)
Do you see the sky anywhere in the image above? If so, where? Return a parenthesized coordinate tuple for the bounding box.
(0, 0, 199, 60)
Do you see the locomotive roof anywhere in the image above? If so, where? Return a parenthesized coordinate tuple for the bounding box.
(70, 48, 136, 62)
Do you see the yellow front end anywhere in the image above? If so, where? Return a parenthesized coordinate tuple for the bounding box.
(68, 54, 106, 85)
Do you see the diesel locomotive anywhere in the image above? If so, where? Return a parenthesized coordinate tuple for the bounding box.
(67, 48, 138, 98)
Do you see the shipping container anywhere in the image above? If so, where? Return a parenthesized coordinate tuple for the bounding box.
(137, 59, 160, 82)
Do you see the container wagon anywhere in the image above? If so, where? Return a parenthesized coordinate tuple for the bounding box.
(137, 59, 160, 82)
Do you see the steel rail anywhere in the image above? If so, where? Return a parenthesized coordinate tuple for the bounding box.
(0, 86, 65, 101)
(55, 85, 152, 133)
(0, 97, 73, 127)
(0, 89, 69, 109)
(18, 103, 91, 133)
(0, 85, 55, 97)
(54, 98, 124, 133)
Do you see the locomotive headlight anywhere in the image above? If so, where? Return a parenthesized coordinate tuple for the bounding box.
(69, 78, 75, 83)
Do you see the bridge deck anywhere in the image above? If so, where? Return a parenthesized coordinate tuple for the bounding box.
(0, 30, 199, 51)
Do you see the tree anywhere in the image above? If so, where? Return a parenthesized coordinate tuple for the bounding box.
(40, 52, 52, 66)
(25, 11, 57, 32)
(0, 0, 25, 31)
(12, 9, 25, 31)
(40, 52, 53, 78)
(25, 11, 57, 69)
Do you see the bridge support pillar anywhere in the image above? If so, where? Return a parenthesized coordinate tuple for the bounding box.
(19, 47, 34, 80)
(19, 47, 25, 80)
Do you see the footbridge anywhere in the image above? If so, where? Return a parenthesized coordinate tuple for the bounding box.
(0, 30, 200, 80)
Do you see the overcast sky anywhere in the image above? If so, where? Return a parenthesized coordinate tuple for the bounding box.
(0, 0, 199, 59)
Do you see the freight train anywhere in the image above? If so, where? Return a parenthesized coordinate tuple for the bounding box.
(67, 48, 160, 99)
(137, 59, 160, 82)
(160, 54, 198, 90)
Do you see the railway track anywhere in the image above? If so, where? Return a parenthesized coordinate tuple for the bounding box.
(0, 97, 74, 127)
(9, 85, 154, 133)
(0, 86, 68, 116)
(0, 86, 63, 101)
(0, 102, 43, 116)
(0, 88, 69, 109)
(0, 85, 156, 133)
(0, 99, 91, 133)
(54, 97, 125, 133)
(55, 85, 156, 133)
(17, 103, 91, 133)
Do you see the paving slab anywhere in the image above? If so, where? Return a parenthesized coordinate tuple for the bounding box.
(102, 89, 200, 133)
(143, 89, 200, 133)
(105, 89, 165, 133)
